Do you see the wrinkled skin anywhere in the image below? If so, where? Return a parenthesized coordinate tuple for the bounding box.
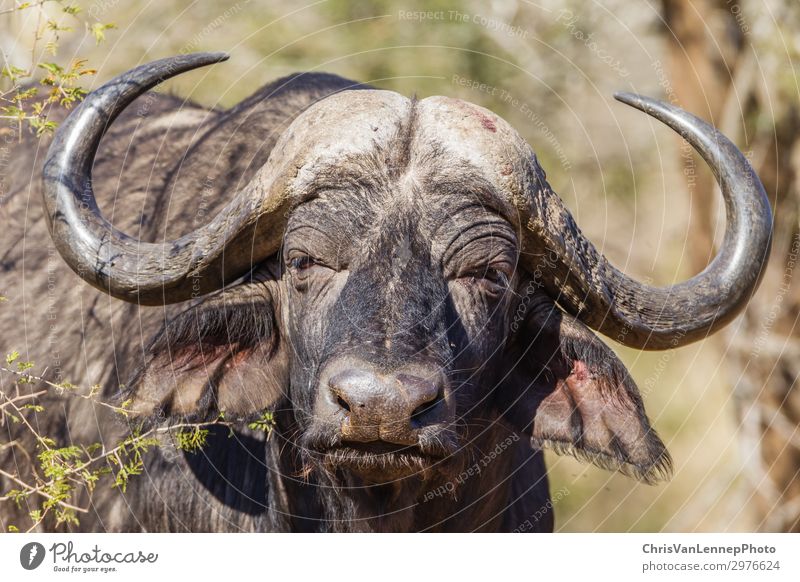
(1, 75, 668, 532)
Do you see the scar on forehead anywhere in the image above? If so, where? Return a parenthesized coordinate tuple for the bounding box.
(441, 97, 498, 133)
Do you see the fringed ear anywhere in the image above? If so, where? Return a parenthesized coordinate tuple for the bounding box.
(124, 282, 287, 424)
(497, 293, 672, 484)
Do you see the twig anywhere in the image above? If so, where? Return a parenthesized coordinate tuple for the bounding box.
(0, 389, 46, 410)
(0, 467, 88, 513)
(0, 388, 52, 450)
(0, 1, 47, 17)
(0, 366, 129, 415)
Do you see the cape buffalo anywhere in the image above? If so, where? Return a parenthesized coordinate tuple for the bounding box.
(0, 53, 772, 532)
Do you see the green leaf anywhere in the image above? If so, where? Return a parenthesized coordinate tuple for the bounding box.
(12, 87, 38, 102)
(37, 62, 63, 75)
(0, 65, 27, 80)
(30, 118, 58, 137)
(175, 427, 208, 453)
(0, 106, 26, 120)
(6, 489, 29, 506)
(16, 360, 34, 372)
(89, 22, 116, 44)
(21, 404, 45, 412)
(248, 411, 276, 435)
(46, 20, 72, 33)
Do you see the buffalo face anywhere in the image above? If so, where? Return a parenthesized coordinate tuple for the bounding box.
(272, 93, 534, 487)
(282, 159, 520, 483)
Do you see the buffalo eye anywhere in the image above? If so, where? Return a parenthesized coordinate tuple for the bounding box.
(482, 267, 509, 287)
(458, 265, 511, 296)
(289, 255, 317, 271)
(286, 252, 335, 288)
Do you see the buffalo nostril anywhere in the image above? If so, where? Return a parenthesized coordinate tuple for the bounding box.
(329, 369, 374, 416)
(336, 395, 351, 413)
(396, 372, 444, 428)
(410, 389, 445, 428)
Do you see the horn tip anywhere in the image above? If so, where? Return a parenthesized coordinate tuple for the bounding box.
(202, 51, 230, 63)
(182, 51, 231, 65)
(613, 92, 663, 117)
(613, 92, 645, 107)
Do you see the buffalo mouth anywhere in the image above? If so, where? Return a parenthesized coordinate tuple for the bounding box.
(311, 440, 455, 482)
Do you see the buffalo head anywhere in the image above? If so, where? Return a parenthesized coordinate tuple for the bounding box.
(41, 54, 772, 513)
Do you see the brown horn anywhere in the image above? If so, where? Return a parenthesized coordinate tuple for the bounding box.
(523, 93, 772, 350)
(42, 53, 287, 305)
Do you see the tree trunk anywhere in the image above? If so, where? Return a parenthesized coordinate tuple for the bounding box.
(662, 0, 800, 531)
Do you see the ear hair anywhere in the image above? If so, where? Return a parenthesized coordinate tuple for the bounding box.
(123, 287, 286, 425)
(146, 292, 277, 368)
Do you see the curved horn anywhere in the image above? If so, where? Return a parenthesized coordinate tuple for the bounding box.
(42, 53, 285, 305)
(524, 93, 772, 350)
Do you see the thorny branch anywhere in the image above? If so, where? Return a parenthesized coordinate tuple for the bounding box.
(0, 361, 275, 532)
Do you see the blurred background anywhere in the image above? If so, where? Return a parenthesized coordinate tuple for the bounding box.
(1, 0, 798, 532)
